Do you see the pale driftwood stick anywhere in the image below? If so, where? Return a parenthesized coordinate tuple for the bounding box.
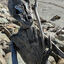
(52, 41, 64, 58)
(33, 0, 45, 51)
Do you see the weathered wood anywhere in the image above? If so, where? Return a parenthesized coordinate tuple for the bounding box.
(11, 27, 44, 64)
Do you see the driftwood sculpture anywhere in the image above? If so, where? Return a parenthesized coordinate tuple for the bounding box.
(8, 0, 64, 64)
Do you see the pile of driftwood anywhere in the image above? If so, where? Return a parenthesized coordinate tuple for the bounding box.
(8, 0, 64, 64)
(0, 0, 63, 64)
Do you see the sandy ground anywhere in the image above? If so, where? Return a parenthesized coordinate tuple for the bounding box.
(38, 0, 64, 28)
(30, 0, 64, 28)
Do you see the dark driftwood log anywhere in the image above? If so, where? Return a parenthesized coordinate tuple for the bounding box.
(11, 27, 44, 64)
